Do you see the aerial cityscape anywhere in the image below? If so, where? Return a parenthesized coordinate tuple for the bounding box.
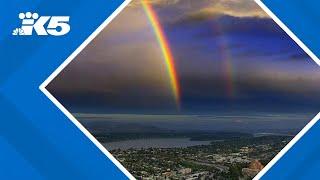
(108, 135, 290, 179)
(76, 113, 299, 179)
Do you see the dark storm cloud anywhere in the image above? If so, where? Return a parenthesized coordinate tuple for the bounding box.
(48, 0, 320, 114)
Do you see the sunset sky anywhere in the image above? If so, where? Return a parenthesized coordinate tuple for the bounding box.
(48, 0, 320, 115)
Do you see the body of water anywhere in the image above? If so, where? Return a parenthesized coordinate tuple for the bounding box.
(103, 138, 211, 150)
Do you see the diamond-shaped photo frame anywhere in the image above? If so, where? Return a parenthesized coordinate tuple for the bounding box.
(41, 0, 320, 179)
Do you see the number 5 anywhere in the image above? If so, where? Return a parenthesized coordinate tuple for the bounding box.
(47, 16, 70, 36)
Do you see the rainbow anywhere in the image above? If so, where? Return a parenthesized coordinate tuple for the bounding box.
(212, 23, 236, 98)
(141, 1, 181, 109)
(219, 37, 235, 98)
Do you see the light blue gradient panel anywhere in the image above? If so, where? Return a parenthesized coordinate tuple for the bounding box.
(0, 0, 128, 179)
(261, 0, 320, 179)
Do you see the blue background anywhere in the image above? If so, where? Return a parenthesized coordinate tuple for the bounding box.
(0, 0, 320, 179)
(261, 0, 320, 179)
(0, 0, 128, 179)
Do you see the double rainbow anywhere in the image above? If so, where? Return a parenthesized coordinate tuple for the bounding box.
(141, 1, 181, 109)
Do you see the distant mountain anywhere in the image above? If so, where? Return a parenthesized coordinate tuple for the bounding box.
(81, 120, 170, 135)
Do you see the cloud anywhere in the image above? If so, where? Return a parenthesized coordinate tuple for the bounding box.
(208, 0, 268, 18)
(129, 0, 269, 18)
(129, 0, 181, 7)
(189, 3, 268, 19)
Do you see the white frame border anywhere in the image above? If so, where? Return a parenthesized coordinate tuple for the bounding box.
(39, 0, 135, 179)
(39, 0, 320, 179)
(254, 0, 320, 179)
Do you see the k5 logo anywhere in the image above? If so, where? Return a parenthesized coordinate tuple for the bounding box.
(13, 12, 70, 36)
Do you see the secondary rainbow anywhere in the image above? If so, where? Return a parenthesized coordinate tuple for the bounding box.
(212, 22, 236, 98)
(141, 1, 181, 109)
